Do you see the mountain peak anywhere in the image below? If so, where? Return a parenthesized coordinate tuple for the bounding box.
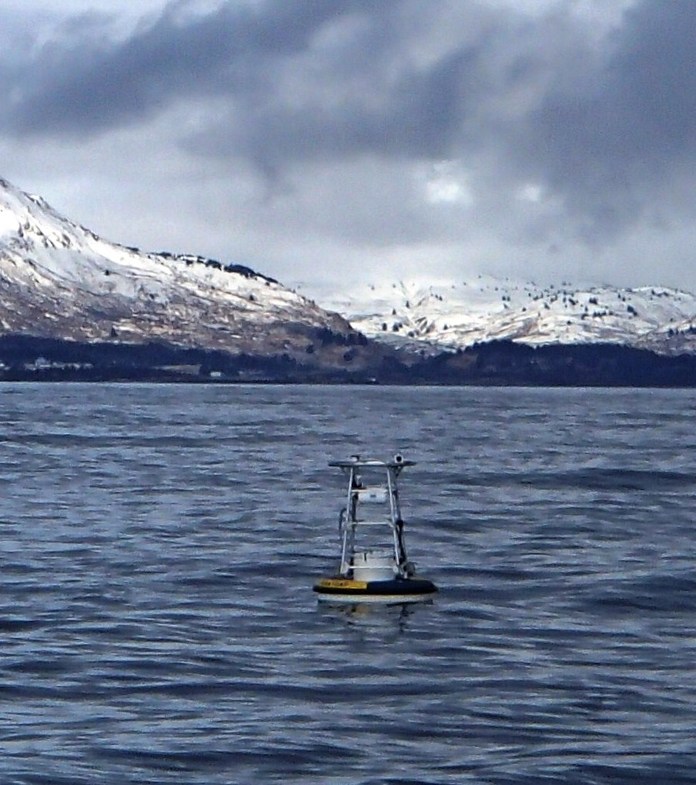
(0, 176, 363, 366)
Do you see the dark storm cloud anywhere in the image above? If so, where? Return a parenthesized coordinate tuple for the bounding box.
(0, 0, 516, 153)
(2, 0, 695, 243)
(526, 0, 696, 236)
(1, 0, 374, 135)
(191, 42, 492, 177)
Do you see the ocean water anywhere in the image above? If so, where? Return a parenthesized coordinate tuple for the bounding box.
(0, 383, 694, 785)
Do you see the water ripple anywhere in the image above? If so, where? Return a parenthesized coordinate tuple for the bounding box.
(0, 384, 694, 784)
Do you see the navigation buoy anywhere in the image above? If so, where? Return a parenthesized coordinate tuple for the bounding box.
(313, 456, 437, 604)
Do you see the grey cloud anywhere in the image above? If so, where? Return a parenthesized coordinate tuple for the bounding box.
(4, 0, 695, 171)
(2, 0, 695, 272)
(1, 0, 373, 135)
(610, 0, 696, 157)
(183, 3, 511, 177)
(190, 44, 491, 178)
(2, 0, 518, 153)
(525, 1, 696, 234)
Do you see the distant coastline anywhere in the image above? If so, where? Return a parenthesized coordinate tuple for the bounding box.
(2, 335, 695, 387)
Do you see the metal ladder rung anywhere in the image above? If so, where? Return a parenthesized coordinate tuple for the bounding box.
(352, 520, 393, 526)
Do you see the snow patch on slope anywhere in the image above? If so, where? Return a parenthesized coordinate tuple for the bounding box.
(0, 177, 353, 354)
(301, 276, 696, 355)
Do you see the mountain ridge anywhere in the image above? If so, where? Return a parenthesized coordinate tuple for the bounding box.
(301, 277, 696, 357)
(2, 175, 696, 386)
(0, 175, 385, 375)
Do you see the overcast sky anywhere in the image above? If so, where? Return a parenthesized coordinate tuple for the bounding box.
(2, 0, 695, 292)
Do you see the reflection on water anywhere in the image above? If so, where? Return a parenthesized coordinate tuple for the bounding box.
(317, 600, 433, 639)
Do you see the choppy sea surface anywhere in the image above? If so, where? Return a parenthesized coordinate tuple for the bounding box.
(0, 383, 694, 784)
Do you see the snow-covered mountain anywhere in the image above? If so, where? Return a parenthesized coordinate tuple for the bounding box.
(306, 277, 696, 356)
(0, 177, 358, 363)
(3, 174, 695, 374)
